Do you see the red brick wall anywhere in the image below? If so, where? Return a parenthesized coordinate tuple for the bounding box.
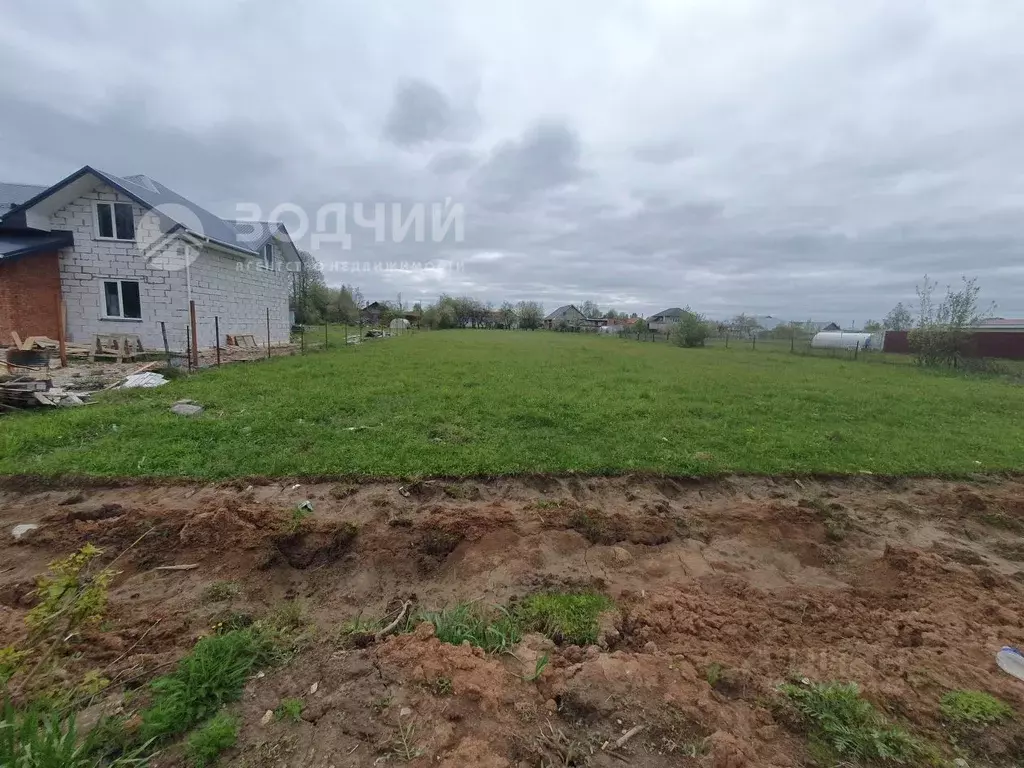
(0, 252, 62, 342)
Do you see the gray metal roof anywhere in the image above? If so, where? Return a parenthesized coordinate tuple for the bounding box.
(0, 182, 47, 213)
(223, 219, 283, 251)
(92, 170, 256, 253)
(648, 307, 685, 320)
(0, 229, 74, 261)
(545, 304, 583, 320)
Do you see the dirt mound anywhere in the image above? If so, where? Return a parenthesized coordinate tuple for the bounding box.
(4, 475, 1024, 766)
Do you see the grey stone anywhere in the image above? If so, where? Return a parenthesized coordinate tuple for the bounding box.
(170, 403, 204, 417)
(11, 524, 39, 540)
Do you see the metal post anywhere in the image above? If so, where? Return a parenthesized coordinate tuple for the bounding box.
(161, 321, 171, 365)
(266, 307, 271, 359)
(854, 340, 860, 361)
(189, 300, 199, 370)
(185, 326, 192, 373)
(752, 334, 756, 351)
(300, 324, 305, 353)
(214, 316, 221, 366)
(57, 298, 67, 368)
(325, 322, 329, 350)
(725, 331, 729, 349)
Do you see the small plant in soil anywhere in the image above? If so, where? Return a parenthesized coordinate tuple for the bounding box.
(275, 698, 305, 722)
(426, 676, 453, 696)
(419, 603, 522, 654)
(186, 711, 238, 767)
(705, 662, 724, 687)
(285, 504, 313, 534)
(940, 690, 1012, 728)
(201, 581, 240, 603)
(0, 700, 151, 768)
(523, 654, 549, 683)
(779, 681, 927, 765)
(528, 499, 566, 510)
(391, 716, 424, 762)
(514, 591, 613, 646)
(139, 625, 284, 742)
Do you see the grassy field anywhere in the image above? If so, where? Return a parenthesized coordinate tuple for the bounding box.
(1, 330, 1022, 478)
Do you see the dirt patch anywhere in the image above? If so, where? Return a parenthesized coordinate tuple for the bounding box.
(4, 475, 1024, 766)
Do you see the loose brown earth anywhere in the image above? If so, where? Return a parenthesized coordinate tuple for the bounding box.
(3, 475, 1024, 767)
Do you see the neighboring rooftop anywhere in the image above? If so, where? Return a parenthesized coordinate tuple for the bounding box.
(0, 182, 48, 214)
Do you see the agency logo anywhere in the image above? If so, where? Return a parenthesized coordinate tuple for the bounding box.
(139, 203, 205, 271)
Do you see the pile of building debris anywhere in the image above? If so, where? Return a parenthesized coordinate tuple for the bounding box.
(0, 378, 90, 409)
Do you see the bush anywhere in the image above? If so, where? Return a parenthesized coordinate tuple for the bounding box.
(673, 308, 710, 348)
(908, 327, 964, 369)
(940, 690, 1012, 727)
(185, 712, 238, 767)
(779, 681, 926, 764)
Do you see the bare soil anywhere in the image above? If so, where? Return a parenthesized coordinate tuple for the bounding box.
(3, 475, 1024, 766)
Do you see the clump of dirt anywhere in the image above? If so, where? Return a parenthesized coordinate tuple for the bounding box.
(4, 475, 1024, 767)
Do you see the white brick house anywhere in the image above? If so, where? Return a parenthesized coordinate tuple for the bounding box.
(0, 166, 300, 352)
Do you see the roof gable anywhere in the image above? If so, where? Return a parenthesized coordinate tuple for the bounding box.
(1, 166, 298, 259)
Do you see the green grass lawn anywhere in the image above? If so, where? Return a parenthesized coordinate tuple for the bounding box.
(2, 330, 1022, 478)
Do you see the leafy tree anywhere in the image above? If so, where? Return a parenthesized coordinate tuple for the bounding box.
(579, 300, 601, 319)
(604, 309, 619, 320)
(908, 275, 994, 368)
(883, 302, 912, 331)
(862, 319, 884, 332)
(517, 301, 544, 330)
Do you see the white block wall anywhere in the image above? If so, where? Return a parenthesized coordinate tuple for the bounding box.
(50, 181, 290, 353)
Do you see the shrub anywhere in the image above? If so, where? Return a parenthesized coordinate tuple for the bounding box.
(185, 712, 238, 767)
(673, 308, 710, 348)
(780, 681, 925, 764)
(940, 690, 1012, 727)
(514, 592, 613, 646)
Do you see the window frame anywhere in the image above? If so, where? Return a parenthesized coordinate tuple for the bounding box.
(261, 242, 274, 270)
(93, 201, 136, 241)
(101, 279, 143, 320)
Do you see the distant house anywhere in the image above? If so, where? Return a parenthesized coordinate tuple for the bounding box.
(544, 304, 586, 330)
(820, 322, 841, 332)
(361, 301, 387, 326)
(647, 307, 685, 331)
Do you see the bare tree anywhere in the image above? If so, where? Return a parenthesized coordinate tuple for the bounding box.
(517, 301, 544, 330)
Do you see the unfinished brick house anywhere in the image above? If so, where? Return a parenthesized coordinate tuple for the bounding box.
(0, 167, 302, 353)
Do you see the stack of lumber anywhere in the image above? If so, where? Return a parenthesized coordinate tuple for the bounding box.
(226, 334, 259, 348)
(9, 332, 91, 356)
(0, 378, 89, 409)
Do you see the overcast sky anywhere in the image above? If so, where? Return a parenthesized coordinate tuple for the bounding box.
(3, 1, 1024, 322)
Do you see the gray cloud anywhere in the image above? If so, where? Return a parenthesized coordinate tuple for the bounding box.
(472, 121, 585, 210)
(383, 79, 457, 146)
(2, 0, 1024, 322)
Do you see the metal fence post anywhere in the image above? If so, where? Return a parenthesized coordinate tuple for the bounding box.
(214, 316, 221, 366)
(300, 324, 305, 353)
(266, 307, 271, 359)
(325, 322, 329, 350)
(185, 326, 192, 373)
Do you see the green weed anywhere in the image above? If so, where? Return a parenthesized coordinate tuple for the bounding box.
(705, 662, 724, 687)
(139, 627, 279, 742)
(514, 592, 613, 646)
(419, 603, 522, 654)
(0, 700, 150, 767)
(426, 677, 453, 696)
(274, 698, 304, 722)
(780, 681, 926, 765)
(940, 690, 1012, 727)
(523, 654, 549, 683)
(185, 712, 238, 767)
(201, 582, 239, 603)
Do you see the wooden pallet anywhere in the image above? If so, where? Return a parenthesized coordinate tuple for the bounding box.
(91, 334, 144, 362)
(226, 334, 258, 348)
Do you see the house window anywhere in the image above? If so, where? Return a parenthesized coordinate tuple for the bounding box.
(95, 202, 136, 240)
(102, 280, 142, 319)
(261, 242, 274, 269)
